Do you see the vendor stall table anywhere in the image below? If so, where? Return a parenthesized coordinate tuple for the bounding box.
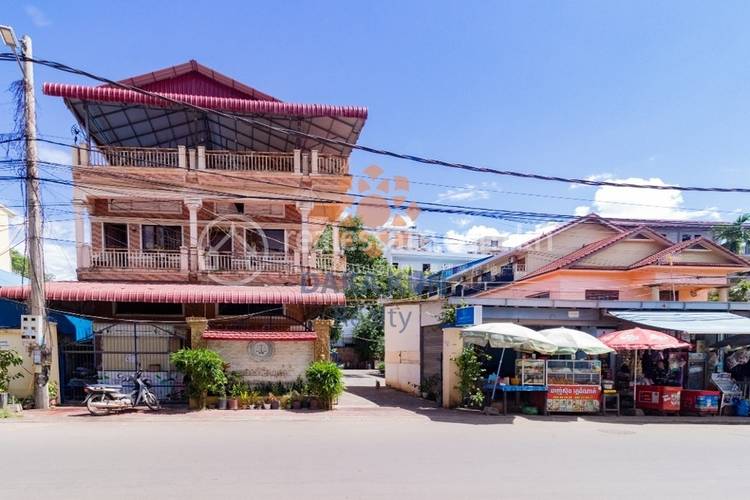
(680, 389, 720, 416)
(484, 383, 548, 415)
(636, 385, 681, 415)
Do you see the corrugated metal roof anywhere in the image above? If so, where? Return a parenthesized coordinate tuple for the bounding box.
(608, 310, 750, 335)
(0, 282, 344, 305)
(203, 330, 317, 341)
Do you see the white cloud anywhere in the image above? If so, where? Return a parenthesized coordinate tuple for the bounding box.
(437, 182, 497, 202)
(25, 5, 51, 27)
(502, 222, 561, 248)
(576, 176, 721, 221)
(38, 143, 70, 165)
(569, 173, 613, 189)
(450, 216, 472, 227)
(445, 225, 504, 253)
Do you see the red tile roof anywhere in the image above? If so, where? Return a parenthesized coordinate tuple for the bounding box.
(202, 330, 317, 341)
(43, 82, 368, 119)
(629, 236, 750, 268)
(0, 282, 345, 305)
(520, 226, 670, 280)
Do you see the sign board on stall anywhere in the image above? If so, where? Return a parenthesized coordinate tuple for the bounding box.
(455, 306, 482, 327)
(546, 385, 601, 413)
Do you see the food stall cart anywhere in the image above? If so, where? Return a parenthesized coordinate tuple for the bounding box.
(680, 389, 720, 415)
(635, 385, 681, 414)
(545, 360, 602, 413)
(515, 359, 546, 385)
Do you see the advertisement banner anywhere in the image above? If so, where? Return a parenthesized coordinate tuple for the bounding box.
(546, 384, 601, 413)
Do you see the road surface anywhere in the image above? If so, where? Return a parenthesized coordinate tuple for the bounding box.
(2, 371, 748, 499)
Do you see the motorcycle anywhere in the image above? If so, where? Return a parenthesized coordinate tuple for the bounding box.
(83, 370, 161, 415)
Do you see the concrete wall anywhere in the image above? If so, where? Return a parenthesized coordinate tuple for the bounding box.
(0, 324, 59, 400)
(207, 339, 313, 384)
(384, 303, 421, 393)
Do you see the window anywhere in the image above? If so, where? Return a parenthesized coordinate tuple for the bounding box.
(659, 290, 680, 301)
(526, 292, 550, 299)
(490, 240, 499, 248)
(208, 227, 232, 253)
(142, 225, 182, 251)
(217, 303, 283, 316)
(103, 223, 128, 249)
(585, 289, 620, 300)
(246, 229, 285, 253)
(422, 263, 431, 273)
(681, 234, 692, 242)
(115, 302, 183, 316)
(392, 262, 399, 269)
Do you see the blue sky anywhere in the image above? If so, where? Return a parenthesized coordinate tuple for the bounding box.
(2, 1, 750, 278)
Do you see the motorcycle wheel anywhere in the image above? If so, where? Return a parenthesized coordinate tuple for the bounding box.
(86, 393, 110, 416)
(144, 390, 161, 411)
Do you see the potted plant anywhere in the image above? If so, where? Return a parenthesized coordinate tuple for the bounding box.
(48, 381, 59, 407)
(267, 393, 280, 410)
(290, 390, 302, 410)
(305, 361, 345, 411)
(308, 397, 320, 410)
(217, 384, 227, 410)
(0, 349, 23, 409)
(279, 394, 292, 410)
(227, 382, 243, 410)
(171, 348, 227, 411)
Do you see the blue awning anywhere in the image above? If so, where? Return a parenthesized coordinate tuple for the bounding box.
(0, 298, 93, 341)
(608, 310, 750, 335)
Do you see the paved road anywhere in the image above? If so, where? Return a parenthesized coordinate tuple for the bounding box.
(3, 371, 750, 499)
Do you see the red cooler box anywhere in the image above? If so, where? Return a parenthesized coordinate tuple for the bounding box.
(636, 385, 681, 413)
(680, 390, 720, 415)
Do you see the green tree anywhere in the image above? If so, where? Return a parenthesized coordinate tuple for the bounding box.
(714, 214, 750, 253)
(0, 349, 24, 393)
(317, 216, 415, 361)
(305, 360, 345, 410)
(10, 249, 28, 278)
(730, 280, 750, 302)
(170, 348, 227, 410)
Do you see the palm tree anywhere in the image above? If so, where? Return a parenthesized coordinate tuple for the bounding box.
(714, 213, 750, 253)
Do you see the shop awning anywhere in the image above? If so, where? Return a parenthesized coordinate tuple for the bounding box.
(202, 330, 317, 341)
(608, 311, 750, 335)
(0, 282, 345, 305)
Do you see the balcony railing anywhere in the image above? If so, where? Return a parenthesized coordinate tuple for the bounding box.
(91, 249, 183, 270)
(202, 252, 296, 272)
(204, 150, 295, 172)
(86, 146, 181, 168)
(76, 145, 348, 175)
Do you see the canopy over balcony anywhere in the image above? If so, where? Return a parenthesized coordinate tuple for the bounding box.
(43, 60, 367, 156)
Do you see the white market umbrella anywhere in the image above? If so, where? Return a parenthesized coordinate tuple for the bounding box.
(462, 323, 560, 403)
(538, 327, 615, 356)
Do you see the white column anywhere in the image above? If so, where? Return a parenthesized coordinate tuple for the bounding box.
(298, 202, 313, 268)
(197, 146, 206, 170)
(177, 145, 187, 169)
(73, 200, 90, 268)
(185, 198, 202, 271)
(718, 287, 729, 302)
(651, 286, 660, 301)
(293, 149, 302, 174)
(311, 149, 319, 174)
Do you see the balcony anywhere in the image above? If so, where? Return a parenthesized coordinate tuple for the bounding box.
(90, 249, 186, 270)
(200, 252, 296, 273)
(76, 145, 348, 175)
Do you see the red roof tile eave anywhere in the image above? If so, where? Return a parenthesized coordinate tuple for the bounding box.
(0, 282, 346, 305)
(42, 83, 369, 119)
(202, 330, 317, 341)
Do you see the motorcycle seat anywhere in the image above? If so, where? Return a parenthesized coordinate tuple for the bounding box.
(86, 384, 122, 391)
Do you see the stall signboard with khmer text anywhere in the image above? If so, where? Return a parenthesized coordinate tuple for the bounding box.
(546, 385, 601, 413)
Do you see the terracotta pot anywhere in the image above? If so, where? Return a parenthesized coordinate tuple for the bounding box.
(291, 400, 302, 410)
(227, 398, 239, 410)
(270, 400, 280, 410)
(309, 398, 320, 410)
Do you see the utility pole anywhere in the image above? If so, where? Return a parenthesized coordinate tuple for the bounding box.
(21, 35, 49, 410)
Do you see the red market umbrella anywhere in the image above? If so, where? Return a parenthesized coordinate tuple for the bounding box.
(599, 328, 690, 400)
(598, 328, 690, 351)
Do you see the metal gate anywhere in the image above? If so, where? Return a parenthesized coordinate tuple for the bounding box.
(58, 322, 186, 405)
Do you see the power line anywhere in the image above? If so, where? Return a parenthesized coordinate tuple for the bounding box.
(5, 52, 750, 194)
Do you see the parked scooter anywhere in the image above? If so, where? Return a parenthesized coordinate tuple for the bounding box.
(83, 370, 161, 415)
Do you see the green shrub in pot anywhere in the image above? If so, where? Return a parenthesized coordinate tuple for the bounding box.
(305, 361, 344, 411)
(170, 348, 227, 411)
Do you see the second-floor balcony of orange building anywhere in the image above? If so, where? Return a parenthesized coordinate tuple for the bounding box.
(74, 145, 349, 175)
(82, 246, 344, 275)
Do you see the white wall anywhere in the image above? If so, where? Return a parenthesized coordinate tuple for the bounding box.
(384, 303, 422, 393)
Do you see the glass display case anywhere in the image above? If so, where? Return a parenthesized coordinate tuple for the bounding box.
(515, 359, 546, 386)
(545, 360, 602, 386)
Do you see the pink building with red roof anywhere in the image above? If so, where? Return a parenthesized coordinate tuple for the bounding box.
(2, 61, 372, 399)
